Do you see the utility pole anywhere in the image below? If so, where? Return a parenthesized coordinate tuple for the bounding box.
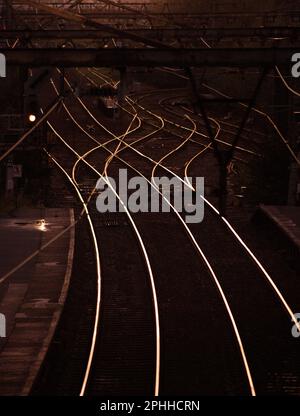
(186, 66, 268, 217)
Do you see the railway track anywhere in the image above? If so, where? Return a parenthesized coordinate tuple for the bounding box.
(87, 67, 262, 160)
(31, 71, 256, 395)
(152, 151, 300, 395)
(1, 1, 300, 402)
(28, 65, 300, 396)
(33, 97, 161, 396)
(127, 81, 300, 395)
(79, 68, 300, 394)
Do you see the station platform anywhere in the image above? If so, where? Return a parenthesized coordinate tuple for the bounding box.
(257, 205, 300, 253)
(0, 208, 75, 396)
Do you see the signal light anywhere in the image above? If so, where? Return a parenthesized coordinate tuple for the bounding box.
(28, 114, 36, 123)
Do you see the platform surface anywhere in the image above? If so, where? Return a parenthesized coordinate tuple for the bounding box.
(0, 208, 74, 396)
(258, 205, 300, 250)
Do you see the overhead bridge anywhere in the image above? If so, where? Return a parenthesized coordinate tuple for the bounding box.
(1, 28, 299, 40)
(3, 48, 298, 68)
